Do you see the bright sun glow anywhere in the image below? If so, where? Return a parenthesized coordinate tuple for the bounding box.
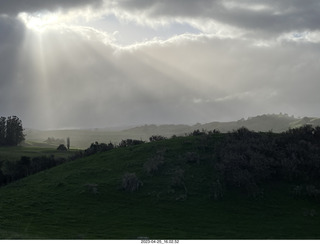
(18, 12, 63, 32)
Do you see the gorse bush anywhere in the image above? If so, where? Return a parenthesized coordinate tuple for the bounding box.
(171, 168, 185, 188)
(211, 179, 224, 200)
(170, 168, 188, 200)
(184, 151, 200, 164)
(293, 185, 320, 200)
(143, 154, 165, 175)
(213, 126, 320, 197)
(121, 173, 143, 192)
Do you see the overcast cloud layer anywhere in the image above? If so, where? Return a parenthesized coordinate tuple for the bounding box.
(1, 1, 320, 129)
(0, 0, 103, 15)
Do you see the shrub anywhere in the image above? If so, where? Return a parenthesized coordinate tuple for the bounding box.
(1, 160, 21, 182)
(184, 151, 200, 164)
(214, 132, 274, 196)
(149, 135, 167, 142)
(212, 179, 224, 200)
(57, 144, 67, 151)
(171, 168, 188, 195)
(121, 173, 143, 192)
(306, 185, 320, 199)
(143, 154, 164, 175)
(84, 183, 99, 194)
(119, 139, 145, 147)
(85, 142, 114, 156)
(171, 168, 185, 187)
(208, 129, 220, 134)
(190, 129, 206, 136)
(292, 185, 320, 200)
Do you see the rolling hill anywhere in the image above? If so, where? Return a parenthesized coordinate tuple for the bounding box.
(25, 114, 320, 149)
(124, 113, 320, 136)
(1, 131, 320, 239)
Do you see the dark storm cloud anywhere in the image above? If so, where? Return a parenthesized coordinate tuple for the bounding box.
(0, 16, 26, 116)
(1, 0, 320, 129)
(12, 27, 320, 129)
(0, 0, 103, 15)
(114, 0, 320, 35)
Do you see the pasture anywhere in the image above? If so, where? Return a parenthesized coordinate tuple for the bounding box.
(0, 146, 77, 162)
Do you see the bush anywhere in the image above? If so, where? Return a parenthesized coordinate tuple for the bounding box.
(170, 168, 188, 195)
(143, 154, 164, 175)
(190, 129, 206, 136)
(84, 183, 99, 194)
(184, 151, 200, 164)
(85, 142, 114, 156)
(149, 135, 167, 142)
(121, 173, 143, 192)
(171, 168, 185, 188)
(212, 124, 320, 198)
(292, 185, 320, 200)
(57, 144, 67, 151)
(212, 179, 224, 200)
(119, 139, 145, 147)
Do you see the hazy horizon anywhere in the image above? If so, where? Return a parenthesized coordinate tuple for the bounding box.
(1, 1, 320, 129)
(23, 113, 311, 132)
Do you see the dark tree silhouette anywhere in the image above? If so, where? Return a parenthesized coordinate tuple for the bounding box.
(57, 144, 67, 151)
(0, 116, 25, 146)
(0, 117, 6, 145)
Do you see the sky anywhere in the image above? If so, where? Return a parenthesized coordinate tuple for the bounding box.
(1, 0, 320, 129)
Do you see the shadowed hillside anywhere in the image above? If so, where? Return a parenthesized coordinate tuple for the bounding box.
(1, 127, 320, 239)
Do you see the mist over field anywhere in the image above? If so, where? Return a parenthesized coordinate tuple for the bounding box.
(1, 1, 320, 129)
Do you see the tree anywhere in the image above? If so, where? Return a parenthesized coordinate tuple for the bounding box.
(57, 144, 67, 151)
(67, 137, 70, 150)
(0, 116, 25, 146)
(0, 117, 6, 146)
(5, 116, 25, 146)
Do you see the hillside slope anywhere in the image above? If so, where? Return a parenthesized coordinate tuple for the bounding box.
(0, 134, 320, 239)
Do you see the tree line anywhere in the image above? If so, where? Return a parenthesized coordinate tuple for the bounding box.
(0, 116, 25, 146)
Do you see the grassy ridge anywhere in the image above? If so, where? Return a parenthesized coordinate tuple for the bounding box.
(0, 135, 320, 239)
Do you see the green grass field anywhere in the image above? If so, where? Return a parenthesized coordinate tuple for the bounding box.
(0, 135, 320, 239)
(0, 146, 78, 162)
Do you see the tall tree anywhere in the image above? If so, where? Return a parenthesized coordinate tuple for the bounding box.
(5, 116, 25, 146)
(67, 137, 70, 150)
(0, 117, 6, 146)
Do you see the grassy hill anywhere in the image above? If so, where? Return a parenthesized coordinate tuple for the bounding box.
(1, 132, 320, 239)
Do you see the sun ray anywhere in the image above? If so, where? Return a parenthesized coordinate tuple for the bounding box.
(15, 28, 55, 129)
